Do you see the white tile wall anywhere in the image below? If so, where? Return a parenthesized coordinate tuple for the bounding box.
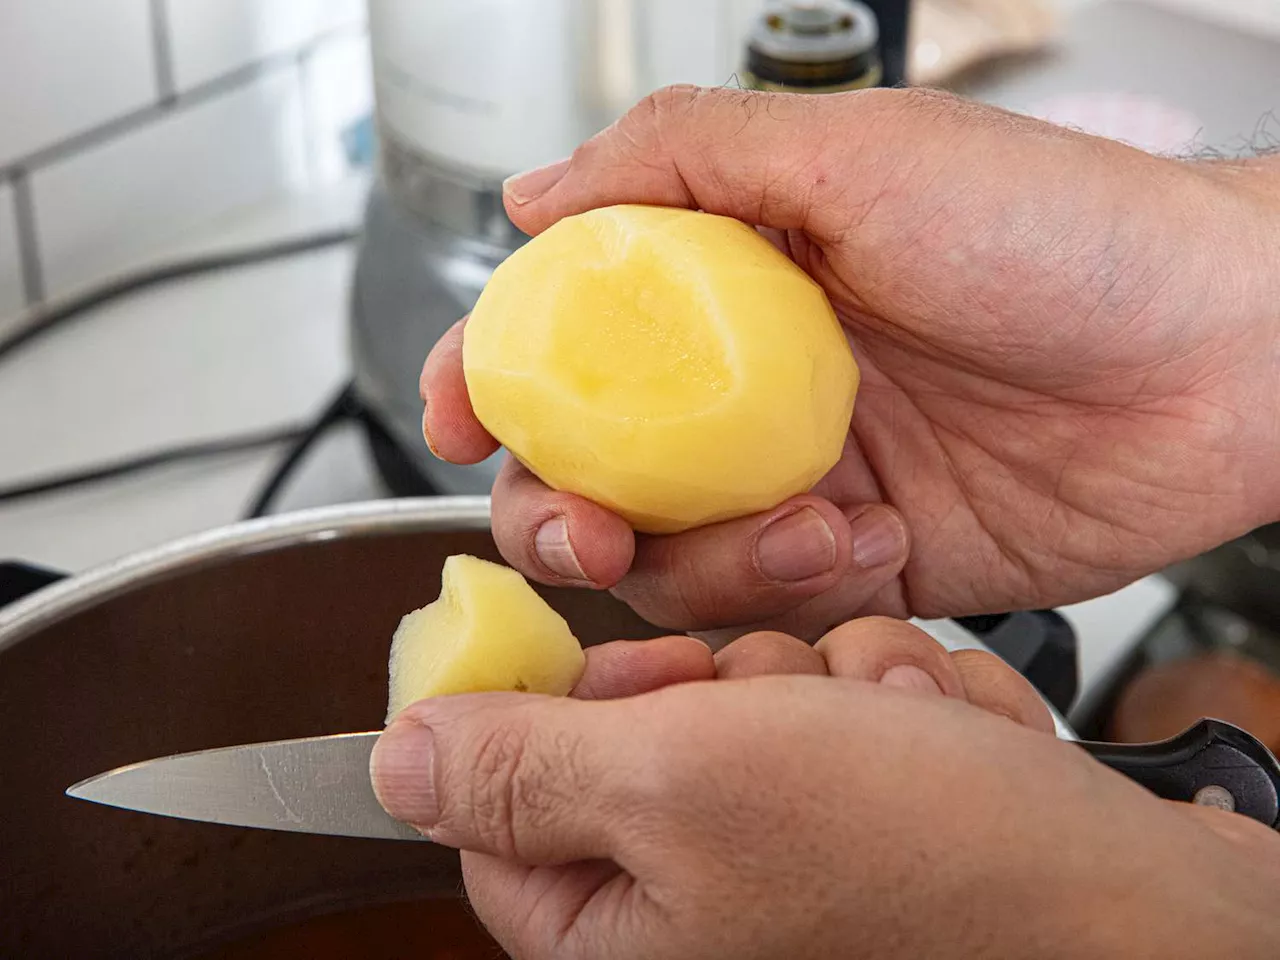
(166, 0, 366, 92)
(301, 32, 374, 184)
(0, 0, 157, 167)
(0, 181, 23, 317)
(31, 70, 311, 298)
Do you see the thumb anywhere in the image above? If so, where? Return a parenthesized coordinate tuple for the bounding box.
(503, 84, 901, 242)
(370, 692, 634, 863)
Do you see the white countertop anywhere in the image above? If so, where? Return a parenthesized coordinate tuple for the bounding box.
(0, 174, 385, 573)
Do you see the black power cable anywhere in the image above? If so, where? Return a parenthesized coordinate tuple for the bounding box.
(0, 423, 309, 505)
(242, 381, 365, 519)
(0, 227, 366, 512)
(0, 227, 358, 365)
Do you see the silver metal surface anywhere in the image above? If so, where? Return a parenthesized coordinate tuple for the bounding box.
(0, 495, 492, 650)
(956, 0, 1280, 155)
(1192, 784, 1236, 813)
(67, 733, 425, 842)
(2, 498, 660, 956)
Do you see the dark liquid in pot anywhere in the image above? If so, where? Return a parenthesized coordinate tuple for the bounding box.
(199, 898, 507, 960)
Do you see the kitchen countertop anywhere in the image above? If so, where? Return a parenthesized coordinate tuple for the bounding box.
(0, 173, 381, 573)
(11, 0, 1277, 703)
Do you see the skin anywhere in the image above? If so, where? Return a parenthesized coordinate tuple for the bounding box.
(377, 87, 1280, 956)
(421, 85, 1280, 640)
(372, 623, 1280, 959)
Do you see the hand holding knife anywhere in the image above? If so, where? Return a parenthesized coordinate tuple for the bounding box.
(68, 716, 1280, 841)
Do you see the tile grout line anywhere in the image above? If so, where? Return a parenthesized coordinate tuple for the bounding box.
(295, 47, 324, 188)
(0, 23, 368, 183)
(148, 0, 178, 104)
(9, 170, 46, 306)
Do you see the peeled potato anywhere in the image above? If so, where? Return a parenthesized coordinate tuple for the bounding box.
(463, 204, 859, 535)
(386, 554, 585, 723)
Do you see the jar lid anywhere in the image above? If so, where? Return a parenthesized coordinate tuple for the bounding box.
(748, 0, 880, 65)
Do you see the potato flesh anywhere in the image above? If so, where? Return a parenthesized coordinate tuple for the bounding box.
(463, 204, 859, 534)
(385, 555, 585, 723)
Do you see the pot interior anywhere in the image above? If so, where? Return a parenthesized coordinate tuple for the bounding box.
(2, 521, 663, 959)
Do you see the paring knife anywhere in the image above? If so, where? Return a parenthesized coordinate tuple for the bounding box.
(66, 718, 1280, 840)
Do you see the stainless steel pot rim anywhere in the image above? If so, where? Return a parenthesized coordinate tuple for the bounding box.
(0, 496, 492, 649)
(0, 493, 1076, 738)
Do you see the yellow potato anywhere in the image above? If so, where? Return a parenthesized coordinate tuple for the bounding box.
(463, 204, 859, 534)
(385, 554, 585, 723)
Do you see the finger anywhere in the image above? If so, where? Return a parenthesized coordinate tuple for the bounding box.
(419, 318, 500, 464)
(714, 631, 828, 680)
(949, 649, 1056, 734)
(491, 456, 636, 588)
(573, 636, 715, 700)
(612, 498, 908, 633)
(461, 853, 535, 950)
(503, 85, 893, 241)
(371, 693, 636, 863)
(815, 617, 967, 699)
(463, 853, 625, 960)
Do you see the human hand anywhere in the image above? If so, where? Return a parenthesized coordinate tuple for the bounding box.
(372, 619, 1280, 959)
(422, 85, 1280, 640)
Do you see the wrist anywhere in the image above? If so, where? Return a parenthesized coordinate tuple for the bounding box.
(1185, 156, 1280, 529)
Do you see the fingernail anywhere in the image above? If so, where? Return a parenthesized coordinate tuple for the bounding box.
(879, 664, 942, 696)
(504, 157, 571, 205)
(847, 507, 905, 569)
(535, 516, 588, 580)
(370, 720, 438, 828)
(756, 508, 837, 582)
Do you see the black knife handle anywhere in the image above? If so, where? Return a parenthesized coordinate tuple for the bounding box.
(1077, 719, 1280, 830)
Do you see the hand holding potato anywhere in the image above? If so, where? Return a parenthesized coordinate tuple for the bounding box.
(422, 85, 1280, 641)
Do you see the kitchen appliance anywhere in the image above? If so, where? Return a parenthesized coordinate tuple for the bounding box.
(0, 497, 1066, 957)
(349, 0, 913, 498)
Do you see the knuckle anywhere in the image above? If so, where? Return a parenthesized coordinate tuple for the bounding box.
(858, 614, 923, 637)
(629, 547, 724, 631)
(515, 727, 591, 830)
(607, 84, 704, 159)
(461, 722, 530, 857)
(640, 83, 703, 123)
(458, 717, 592, 858)
(667, 555, 725, 628)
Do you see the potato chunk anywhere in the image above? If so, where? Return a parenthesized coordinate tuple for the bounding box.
(463, 204, 859, 534)
(386, 555, 585, 723)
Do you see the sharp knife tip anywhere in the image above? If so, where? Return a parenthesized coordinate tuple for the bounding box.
(65, 775, 101, 801)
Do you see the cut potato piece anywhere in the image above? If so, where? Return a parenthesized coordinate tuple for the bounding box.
(463, 204, 859, 534)
(386, 554, 585, 723)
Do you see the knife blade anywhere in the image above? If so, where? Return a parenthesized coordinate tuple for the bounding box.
(67, 718, 1280, 840)
(65, 732, 424, 842)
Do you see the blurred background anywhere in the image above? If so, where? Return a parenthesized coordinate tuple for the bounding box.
(0, 0, 1278, 740)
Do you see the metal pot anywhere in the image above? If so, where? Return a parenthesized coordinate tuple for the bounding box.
(0, 496, 1068, 958)
(0, 498, 667, 958)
